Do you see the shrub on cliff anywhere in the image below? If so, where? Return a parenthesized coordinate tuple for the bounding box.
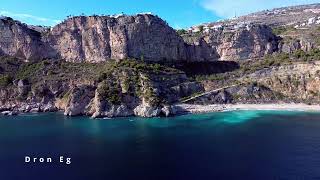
(0, 75, 13, 87)
(176, 29, 187, 35)
(272, 26, 295, 35)
(17, 62, 44, 80)
(97, 81, 122, 105)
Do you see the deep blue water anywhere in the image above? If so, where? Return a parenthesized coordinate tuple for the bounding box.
(1, 111, 320, 180)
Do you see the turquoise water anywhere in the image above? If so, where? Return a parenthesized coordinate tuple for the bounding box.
(1, 111, 320, 179)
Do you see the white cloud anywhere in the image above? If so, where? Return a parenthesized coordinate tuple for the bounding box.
(201, 0, 320, 18)
(0, 10, 60, 26)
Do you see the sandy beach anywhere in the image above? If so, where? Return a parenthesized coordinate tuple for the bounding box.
(174, 103, 320, 114)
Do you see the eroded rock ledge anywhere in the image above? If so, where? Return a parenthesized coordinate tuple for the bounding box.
(0, 60, 204, 118)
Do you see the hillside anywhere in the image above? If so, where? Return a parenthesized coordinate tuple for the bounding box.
(1, 4, 320, 118)
(182, 4, 320, 61)
(188, 3, 320, 31)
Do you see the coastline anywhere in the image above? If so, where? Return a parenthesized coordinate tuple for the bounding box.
(173, 103, 320, 115)
(2, 103, 320, 117)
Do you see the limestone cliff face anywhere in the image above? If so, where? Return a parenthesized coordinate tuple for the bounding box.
(0, 12, 319, 64)
(279, 39, 315, 54)
(46, 14, 187, 62)
(277, 27, 320, 54)
(0, 14, 312, 63)
(0, 15, 282, 63)
(0, 14, 194, 62)
(54, 70, 201, 117)
(0, 58, 206, 117)
(245, 62, 320, 102)
(183, 35, 219, 61)
(183, 25, 279, 61)
(214, 25, 279, 60)
(0, 17, 53, 61)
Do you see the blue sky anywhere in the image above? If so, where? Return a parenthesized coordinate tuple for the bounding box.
(0, 0, 319, 29)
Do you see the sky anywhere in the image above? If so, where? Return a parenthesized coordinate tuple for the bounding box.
(0, 0, 319, 29)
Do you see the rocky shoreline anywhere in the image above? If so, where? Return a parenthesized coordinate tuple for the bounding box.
(0, 102, 178, 118)
(0, 102, 57, 116)
(2, 103, 320, 118)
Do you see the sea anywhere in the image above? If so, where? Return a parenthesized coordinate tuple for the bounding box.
(1, 111, 320, 180)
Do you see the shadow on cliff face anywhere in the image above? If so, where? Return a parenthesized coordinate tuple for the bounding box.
(159, 61, 240, 76)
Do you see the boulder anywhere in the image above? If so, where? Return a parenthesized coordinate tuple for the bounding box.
(133, 104, 161, 118)
(161, 105, 177, 117)
(1, 111, 17, 116)
(17, 79, 30, 96)
(42, 102, 57, 112)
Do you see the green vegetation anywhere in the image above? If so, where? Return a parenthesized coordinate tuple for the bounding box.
(1, 47, 320, 105)
(0, 57, 182, 106)
(0, 56, 22, 76)
(0, 75, 12, 87)
(109, 59, 179, 74)
(61, 90, 71, 102)
(93, 59, 180, 106)
(192, 73, 225, 82)
(190, 49, 320, 86)
(240, 49, 320, 73)
(223, 31, 234, 40)
(97, 81, 121, 105)
(16, 61, 45, 80)
(272, 27, 287, 35)
(0, 57, 180, 85)
(311, 28, 320, 46)
(272, 26, 295, 35)
(176, 29, 187, 35)
(292, 49, 320, 61)
(143, 87, 161, 105)
(273, 91, 286, 100)
(198, 25, 204, 32)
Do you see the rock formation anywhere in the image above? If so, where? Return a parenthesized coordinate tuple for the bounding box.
(0, 17, 53, 61)
(0, 4, 319, 63)
(0, 59, 204, 117)
(0, 14, 191, 62)
(0, 13, 297, 63)
(183, 24, 279, 61)
(46, 14, 188, 62)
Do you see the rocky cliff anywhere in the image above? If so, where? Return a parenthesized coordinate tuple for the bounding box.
(0, 58, 204, 117)
(183, 24, 280, 61)
(183, 3, 320, 61)
(244, 62, 320, 103)
(46, 14, 189, 62)
(0, 14, 203, 62)
(2, 13, 280, 63)
(184, 49, 320, 105)
(0, 17, 53, 61)
(0, 4, 319, 63)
